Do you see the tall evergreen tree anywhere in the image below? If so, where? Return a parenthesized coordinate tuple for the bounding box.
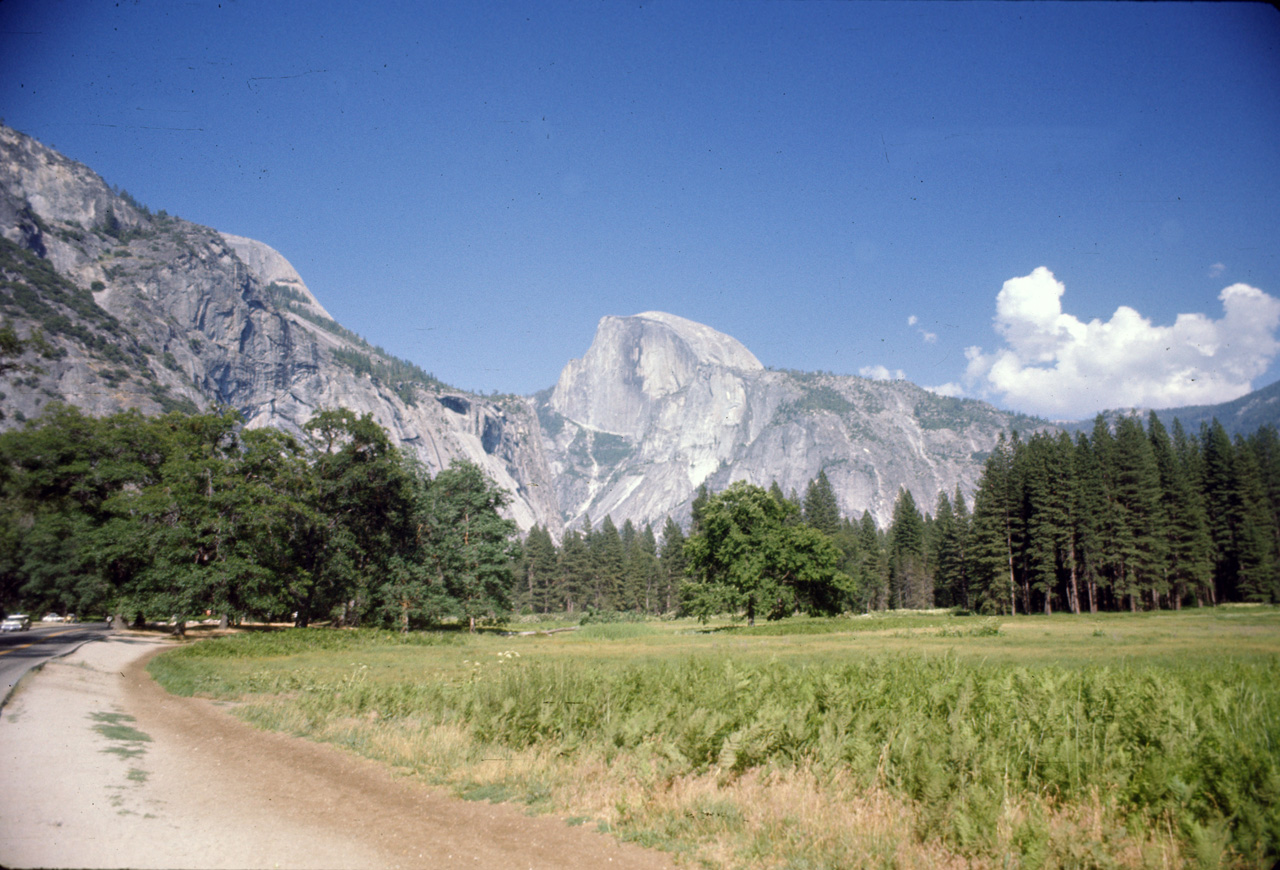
(522, 525, 559, 614)
(930, 490, 957, 607)
(949, 485, 973, 611)
(557, 530, 591, 613)
(658, 516, 687, 614)
(969, 435, 1018, 614)
(856, 510, 888, 611)
(1018, 432, 1074, 614)
(1230, 433, 1279, 602)
(803, 470, 841, 537)
(888, 488, 931, 609)
(1149, 413, 1213, 609)
(1111, 416, 1167, 610)
(419, 460, 516, 631)
(1202, 420, 1240, 602)
(589, 515, 625, 610)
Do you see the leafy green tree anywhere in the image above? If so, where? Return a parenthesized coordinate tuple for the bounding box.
(682, 481, 849, 625)
(298, 409, 414, 627)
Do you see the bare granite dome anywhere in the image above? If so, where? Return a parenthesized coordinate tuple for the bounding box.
(629, 311, 763, 372)
(549, 311, 762, 440)
(219, 233, 335, 322)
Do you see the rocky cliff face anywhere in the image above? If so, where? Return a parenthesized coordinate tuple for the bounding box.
(540, 313, 1048, 529)
(0, 125, 562, 535)
(0, 123, 1053, 537)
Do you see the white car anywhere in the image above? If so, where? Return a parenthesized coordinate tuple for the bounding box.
(1, 614, 31, 632)
(41, 613, 64, 623)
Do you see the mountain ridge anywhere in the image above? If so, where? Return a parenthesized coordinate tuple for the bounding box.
(2, 123, 1276, 535)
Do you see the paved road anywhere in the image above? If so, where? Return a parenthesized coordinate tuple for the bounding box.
(0, 622, 112, 707)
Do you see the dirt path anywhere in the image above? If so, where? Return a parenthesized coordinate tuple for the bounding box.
(0, 635, 676, 870)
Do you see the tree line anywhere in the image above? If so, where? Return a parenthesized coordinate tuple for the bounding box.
(4, 404, 1277, 630)
(516, 413, 1280, 619)
(944, 413, 1280, 614)
(0, 405, 515, 631)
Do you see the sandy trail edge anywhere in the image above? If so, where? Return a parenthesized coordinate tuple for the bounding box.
(0, 636, 676, 870)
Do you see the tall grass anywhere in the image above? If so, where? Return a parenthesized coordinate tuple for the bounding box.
(150, 614, 1280, 867)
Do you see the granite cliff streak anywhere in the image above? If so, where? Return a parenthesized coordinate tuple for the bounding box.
(0, 123, 1051, 534)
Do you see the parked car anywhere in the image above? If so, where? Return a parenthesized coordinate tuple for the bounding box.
(1, 614, 31, 632)
(41, 613, 64, 623)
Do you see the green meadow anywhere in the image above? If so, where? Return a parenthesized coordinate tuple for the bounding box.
(149, 606, 1280, 869)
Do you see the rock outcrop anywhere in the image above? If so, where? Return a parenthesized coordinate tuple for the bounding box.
(0, 122, 1060, 536)
(0, 124, 562, 535)
(539, 313, 1048, 529)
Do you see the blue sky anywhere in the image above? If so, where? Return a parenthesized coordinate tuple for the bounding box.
(2, 1, 1278, 420)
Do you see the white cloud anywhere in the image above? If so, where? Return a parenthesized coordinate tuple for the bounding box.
(1209, 262, 1227, 278)
(925, 382, 965, 398)
(908, 314, 936, 343)
(964, 267, 1280, 419)
(860, 364, 906, 381)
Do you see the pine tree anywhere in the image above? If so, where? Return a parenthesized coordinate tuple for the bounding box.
(1112, 416, 1167, 610)
(889, 488, 930, 609)
(1019, 432, 1076, 614)
(930, 489, 956, 607)
(658, 517, 687, 614)
(589, 515, 625, 610)
(1086, 416, 1124, 609)
(969, 434, 1018, 615)
(857, 510, 888, 611)
(1149, 413, 1212, 609)
(1202, 420, 1239, 601)
(619, 518, 642, 611)
(957, 486, 972, 609)
(523, 525, 559, 614)
(1231, 434, 1279, 602)
(420, 461, 516, 632)
(557, 530, 591, 613)
(803, 470, 841, 537)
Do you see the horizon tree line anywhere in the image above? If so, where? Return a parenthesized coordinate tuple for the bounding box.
(3, 402, 1276, 628)
(516, 413, 1280, 618)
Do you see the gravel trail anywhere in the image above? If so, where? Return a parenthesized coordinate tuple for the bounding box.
(0, 635, 675, 870)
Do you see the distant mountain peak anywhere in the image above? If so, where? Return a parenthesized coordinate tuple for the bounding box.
(625, 311, 764, 372)
(548, 311, 762, 439)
